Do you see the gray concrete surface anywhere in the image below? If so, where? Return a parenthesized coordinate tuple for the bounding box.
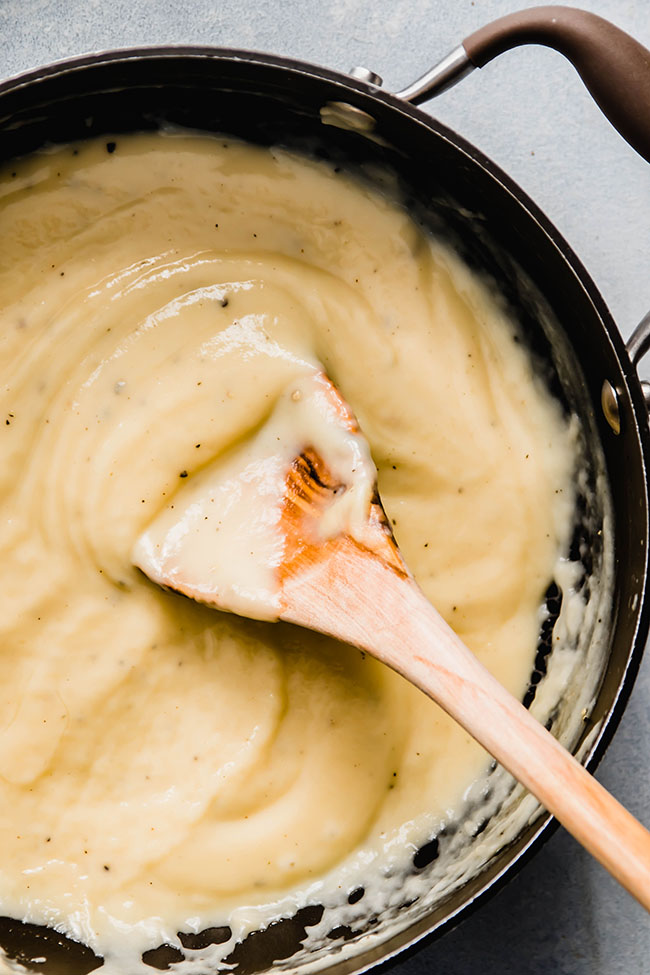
(0, 0, 648, 972)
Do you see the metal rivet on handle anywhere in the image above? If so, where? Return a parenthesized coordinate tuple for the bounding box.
(349, 66, 383, 86)
(601, 380, 621, 435)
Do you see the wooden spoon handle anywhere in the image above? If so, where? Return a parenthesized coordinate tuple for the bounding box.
(395, 585, 650, 908)
(282, 544, 650, 909)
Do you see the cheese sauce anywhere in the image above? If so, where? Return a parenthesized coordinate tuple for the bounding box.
(0, 132, 577, 972)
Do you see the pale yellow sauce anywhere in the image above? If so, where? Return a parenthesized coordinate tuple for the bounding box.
(0, 132, 576, 971)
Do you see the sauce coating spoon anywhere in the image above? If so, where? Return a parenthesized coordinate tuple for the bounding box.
(134, 372, 650, 910)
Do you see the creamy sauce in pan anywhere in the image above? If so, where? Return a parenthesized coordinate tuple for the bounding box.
(0, 132, 577, 972)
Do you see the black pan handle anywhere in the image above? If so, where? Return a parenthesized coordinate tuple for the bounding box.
(395, 6, 650, 164)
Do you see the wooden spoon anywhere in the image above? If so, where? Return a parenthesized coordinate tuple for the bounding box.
(135, 373, 650, 910)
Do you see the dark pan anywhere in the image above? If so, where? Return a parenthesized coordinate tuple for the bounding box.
(0, 7, 648, 971)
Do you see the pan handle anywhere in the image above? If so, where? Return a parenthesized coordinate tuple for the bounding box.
(602, 311, 650, 433)
(627, 310, 650, 413)
(395, 6, 650, 164)
(627, 310, 650, 370)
